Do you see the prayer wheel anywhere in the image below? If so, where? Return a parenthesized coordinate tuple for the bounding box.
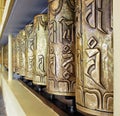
(75, 0, 113, 115)
(15, 33, 21, 74)
(25, 24, 34, 80)
(3, 45, 8, 68)
(47, 0, 76, 96)
(19, 30, 26, 76)
(0, 51, 1, 65)
(33, 14, 48, 86)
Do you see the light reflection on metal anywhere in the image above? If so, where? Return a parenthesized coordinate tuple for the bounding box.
(47, 0, 76, 96)
(75, 0, 113, 115)
(3, 45, 8, 68)
(15, 33, 21, 74)
(19, 30, 26, 76)
(25, 24, 34, 80)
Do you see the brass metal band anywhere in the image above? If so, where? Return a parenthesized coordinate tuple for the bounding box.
(76, 104, 113, 116)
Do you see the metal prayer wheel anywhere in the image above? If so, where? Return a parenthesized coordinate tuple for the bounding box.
(0, 51, 1, 65)
(15, 34, 21, 74)
(47, 0, 75, 96)
(33, 14, 48, 85)
(19, 30, 26, 76)
(3, 45, 8, 68)
(25, 24, 34, 80)
(75, 0, 113, 115)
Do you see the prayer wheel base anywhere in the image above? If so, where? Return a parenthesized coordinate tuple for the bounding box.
(46, 89, 75, 97)
(76, 104, 113, 116)
(33, 82, 46, 86)
(24, 77, 33, 81)
(22, 78, 33, 87)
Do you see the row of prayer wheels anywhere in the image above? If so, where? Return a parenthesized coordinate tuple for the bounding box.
(3, 0, 113, 115)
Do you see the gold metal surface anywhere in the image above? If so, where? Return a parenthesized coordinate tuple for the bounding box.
(3, 45, 8, 68)
(47, 0, 75, 96)
(25, 24, 34, 80)
(0, 50, 1, 64)
(33, 14, 48, 85)
(15, 33, 21, 74)
(75, 0, 113, 115)
(19, 30, 26, 76)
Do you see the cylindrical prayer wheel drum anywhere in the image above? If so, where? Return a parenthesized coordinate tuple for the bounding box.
(25, 24, 34, 80)
(3, 45, 8, 68)
(47, 0, 75, 96)
(75, 0, 113, 115)
(15, 34, 21, 74)
(19, 30, 26, 76)
(5, 45, 8, 68)
(33, 14, 48, 85)
(0, 51, 1, 65)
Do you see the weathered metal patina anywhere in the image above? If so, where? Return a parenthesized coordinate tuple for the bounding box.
(75, 0, 113, 115)
(47, 0, 76, 96)
(19, 30, 26, 76)
(25, 24, 34, 80)
(33, 14, 48, 86)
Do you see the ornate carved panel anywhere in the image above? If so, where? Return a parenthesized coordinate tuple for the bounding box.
(0, 51, 1, 64)
(15, 33, 21, 74)
(32, 14, 48, 86)
(47, 0, 76, 96)
(25, 24, 34, 80)
(75, 0, 113, 115)
(3, 45, 8, 68)
(19, 30, 26, 76)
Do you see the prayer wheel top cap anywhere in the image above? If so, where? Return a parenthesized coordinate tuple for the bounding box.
(25, 23, 33, 28)
(34, 14, 47, 19)
(19, 29, 25, 36)
(33, 14, 48, 25)
(48, 0, 55, 3)
(25, 23, 33, 32)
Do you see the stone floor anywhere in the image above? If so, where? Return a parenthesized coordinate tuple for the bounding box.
(0, 88, 7, 116)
